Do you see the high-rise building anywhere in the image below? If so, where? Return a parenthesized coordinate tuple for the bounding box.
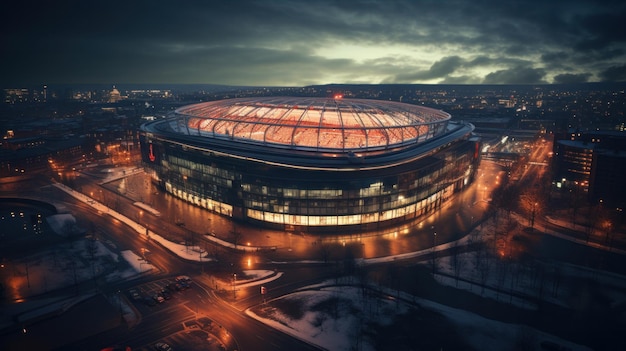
(553, 130, 626, 208)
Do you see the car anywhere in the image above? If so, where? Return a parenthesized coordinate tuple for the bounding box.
(154, 342, 173, 351)
(166, 282, 180, 291)
(152, 294, 165, 303)
(175, 275, 191, 283)
(160, 289, 172, 300)
(129, 289, 142, 301)
(144, 296, 157, 306)
(197, 317, 213, 328)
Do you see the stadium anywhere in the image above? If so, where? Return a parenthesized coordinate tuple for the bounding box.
(139, 96, 481, 233)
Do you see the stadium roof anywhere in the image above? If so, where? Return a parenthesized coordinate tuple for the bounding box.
(172, 97, 451, 152)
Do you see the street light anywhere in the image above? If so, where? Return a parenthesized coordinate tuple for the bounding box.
(431, 226, 437, 275)
(232, 273, 237, 299)
(603, 220, 613, 244)
(524, 201, 539, 230)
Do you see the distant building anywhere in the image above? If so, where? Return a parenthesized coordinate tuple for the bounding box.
(4, 88, 30, 104)
(109, 86, 122, 103)
(0, 136, 85, 176)
(553, 130, 626, 208)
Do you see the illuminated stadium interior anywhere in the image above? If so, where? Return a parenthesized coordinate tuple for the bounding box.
(173, 97, 451, 153)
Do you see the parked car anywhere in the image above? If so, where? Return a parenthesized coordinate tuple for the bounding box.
(144, 296, 157, 306)
(166, 282, 181, 291)
(129, 289, 142, 301)
(152, 294, 165, 304)
(154, 342, 173, 351)
(160, 289, 172, 300)
(175, 275, 191, 283)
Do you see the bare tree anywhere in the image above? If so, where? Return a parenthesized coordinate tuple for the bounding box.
(520, 192, 544, 230)
(593, 203, 614, 245)
(499, 185, 520, 219)
(62, 218, 77, 247)
(451, 239, 463, 287)
(475, 241, 492, 295)
(318, 243, 332, 264)
(230, 222, 242, 249)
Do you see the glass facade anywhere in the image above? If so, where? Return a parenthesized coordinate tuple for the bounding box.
(140, 123, 480, 233)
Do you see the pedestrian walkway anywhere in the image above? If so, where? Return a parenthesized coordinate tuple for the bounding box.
(535, 213, 626, 255)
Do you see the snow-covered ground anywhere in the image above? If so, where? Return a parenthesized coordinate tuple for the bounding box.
(241, 212, 622, 350)
(2, 182, 624, 350)
(245, 281, 592, 351)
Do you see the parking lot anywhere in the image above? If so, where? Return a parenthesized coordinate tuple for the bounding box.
(121, 276, 231, 351)
(126, 276, 194, 307)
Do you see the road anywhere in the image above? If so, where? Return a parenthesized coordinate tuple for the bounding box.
(0, 146, 515, 351)
(0, 175, 325, 350)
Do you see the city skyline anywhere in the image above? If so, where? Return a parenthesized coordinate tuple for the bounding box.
(2, 0, 625, 87)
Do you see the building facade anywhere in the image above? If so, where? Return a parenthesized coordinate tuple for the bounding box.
(553, 129, 626, 208)
(139, 97, 481, 233)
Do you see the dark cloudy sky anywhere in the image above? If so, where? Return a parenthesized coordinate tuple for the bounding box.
(2, 0, 625, 87)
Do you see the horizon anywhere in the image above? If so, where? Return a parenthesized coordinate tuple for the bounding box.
(5, 81, 626, 90)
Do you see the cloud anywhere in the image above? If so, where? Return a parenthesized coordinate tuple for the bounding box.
(2, 0, 625, 86)
(482, 66, 548, 85)
(439, 75, 482, 85)
(572, 8, 626, 52)
(428, 56, 465, 78)
(597, 64, 626, 82)
(553, 73, 592, 84)
(389, 56, 464, 83)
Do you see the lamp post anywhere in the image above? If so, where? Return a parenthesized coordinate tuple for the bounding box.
(530, 202, 537, 229)
(232, 273, 237, 299)
(431, 226, 437, 275)
(25, 261, 30, 288)
(604, 220, 612, 245)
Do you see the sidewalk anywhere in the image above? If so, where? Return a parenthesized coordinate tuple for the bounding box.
(537, 212, 626, 255)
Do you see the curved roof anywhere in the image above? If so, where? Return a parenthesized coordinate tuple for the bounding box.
(172, 97, 451, 152)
